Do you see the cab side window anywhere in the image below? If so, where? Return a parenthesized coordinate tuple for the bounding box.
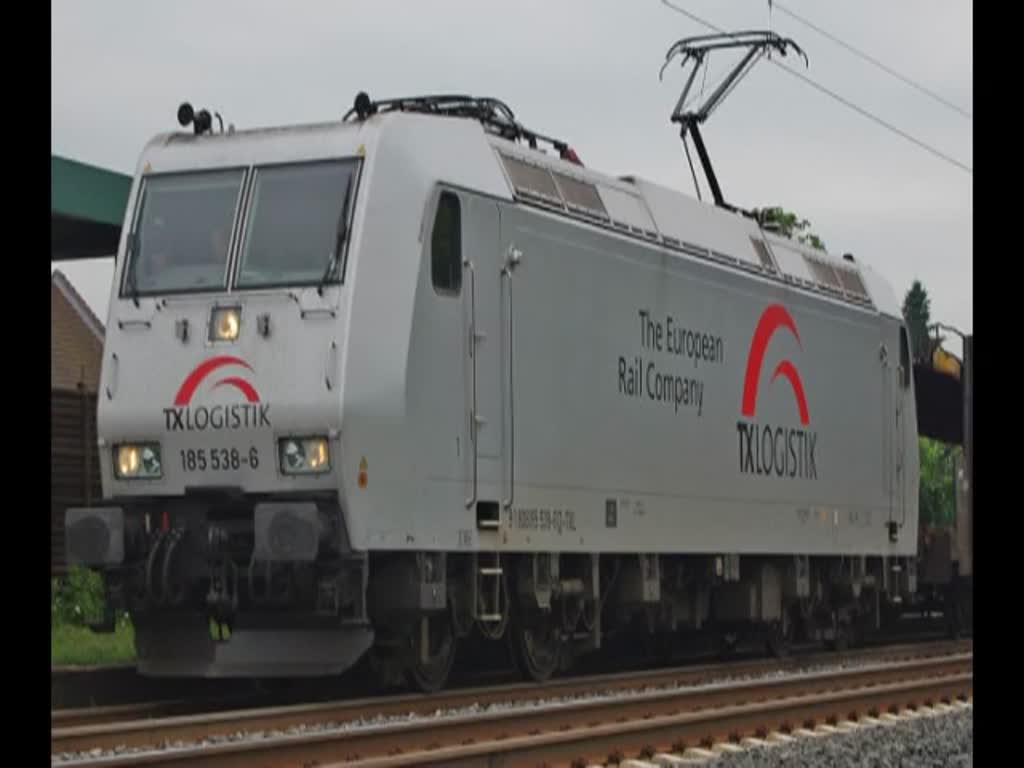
(431, 191, 462, 295)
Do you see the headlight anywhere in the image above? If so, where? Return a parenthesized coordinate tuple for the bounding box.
(279, 437, 330, 475)
(210, 306, 241, 342)
(114, 443, 162, 479)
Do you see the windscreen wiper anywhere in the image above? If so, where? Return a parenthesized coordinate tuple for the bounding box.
(319, 175, 354, 296)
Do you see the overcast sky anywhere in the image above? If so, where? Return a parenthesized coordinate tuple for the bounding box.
(52, 0, 972, 338)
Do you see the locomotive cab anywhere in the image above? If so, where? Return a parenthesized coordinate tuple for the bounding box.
(63, 115, 380, 676)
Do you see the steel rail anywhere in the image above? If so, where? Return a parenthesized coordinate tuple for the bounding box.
(52, 639, 968, 749)
(52, 651, 970, 767)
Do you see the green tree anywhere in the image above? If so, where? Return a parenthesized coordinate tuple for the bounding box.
(901, 280, 935, 362)
(753, 206, 827, 251)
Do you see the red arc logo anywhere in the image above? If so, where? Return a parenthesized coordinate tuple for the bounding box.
(173, 356, 261, 406)
(741, 304, 810, 425)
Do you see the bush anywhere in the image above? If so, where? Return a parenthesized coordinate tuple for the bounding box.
(51, 566, 137, 667)
(51, 566, 105, 626)
(919, 437, 957, 526)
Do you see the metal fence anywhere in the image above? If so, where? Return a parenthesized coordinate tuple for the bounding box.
(51, 388, 102, 575)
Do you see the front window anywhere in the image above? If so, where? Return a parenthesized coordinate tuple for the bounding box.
(235, 160, 359, 289)
(123, 169, 244, 296)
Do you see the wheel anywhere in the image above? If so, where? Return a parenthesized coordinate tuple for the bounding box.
(405, 613, 457, 693)
(765, 620, 790, 659)
(640, 606, 674, 666)
(946, 583, 968, 640)
(365, 643, 407, 691)
(715, 630, 740, 661)
(827, 620, 851, 652)
(509, 603, 563, 683)
(833, 625, 850, 651)
(644, 631, 675, 667)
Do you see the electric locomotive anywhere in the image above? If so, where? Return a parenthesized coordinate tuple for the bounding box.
(65, 34, 960, 690)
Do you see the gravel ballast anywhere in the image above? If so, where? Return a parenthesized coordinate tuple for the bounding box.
(710, 705, 973, 768)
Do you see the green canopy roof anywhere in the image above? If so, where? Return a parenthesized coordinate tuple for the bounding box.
(51, 155, 131, 261)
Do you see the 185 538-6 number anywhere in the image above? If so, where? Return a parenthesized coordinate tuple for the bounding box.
(180, 447, 259, 472)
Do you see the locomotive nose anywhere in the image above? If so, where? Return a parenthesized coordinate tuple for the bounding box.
(99, 288, 344, 498)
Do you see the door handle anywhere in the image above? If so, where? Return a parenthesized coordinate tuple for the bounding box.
(324, 341, 338, 391)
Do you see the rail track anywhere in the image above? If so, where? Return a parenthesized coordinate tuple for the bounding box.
(52, 640, 970, 767)
(51, 639, 966, 732)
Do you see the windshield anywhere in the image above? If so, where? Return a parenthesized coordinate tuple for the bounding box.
(124, 169, 244, 296)
(235, 160, 358, 289)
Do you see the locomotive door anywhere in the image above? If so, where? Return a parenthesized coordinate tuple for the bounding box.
(894, 326, 910, 529)
(463, 195, 506, 515)
(882, 339, 895, 530)
(881, 327, 909, 534)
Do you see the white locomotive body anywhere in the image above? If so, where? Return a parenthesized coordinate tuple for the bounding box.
(66, 95, 926, 685)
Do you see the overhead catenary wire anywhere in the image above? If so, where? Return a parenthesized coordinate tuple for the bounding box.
(771, 1, 972, 120)
(772, 61, 972, 174)
(659, 0, 973, 175)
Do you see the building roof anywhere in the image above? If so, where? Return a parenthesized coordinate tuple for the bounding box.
(52, 270, 104, 341)
(52, 270, 104, 394)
